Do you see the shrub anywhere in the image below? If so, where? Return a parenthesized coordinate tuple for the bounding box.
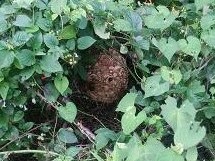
(0, 0, 215, 160)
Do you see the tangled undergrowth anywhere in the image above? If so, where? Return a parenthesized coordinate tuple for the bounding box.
(0, 0, 215, 161)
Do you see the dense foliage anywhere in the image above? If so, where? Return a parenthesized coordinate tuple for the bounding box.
(0, 0, 215, 160)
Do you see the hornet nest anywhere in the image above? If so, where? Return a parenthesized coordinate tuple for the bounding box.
(83, 48, 128, 104)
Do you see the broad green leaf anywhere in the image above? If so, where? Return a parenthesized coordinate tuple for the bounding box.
(161, 66, 182, 84)
(134, 36, 150, 50)
(44, 83, 60, 102)
(16, 49, 36, 67)
(195, 0, 214, 10)
(0, 19, 8, 33)
(178, 36, 201, 60)
(143, 137, 184, 161)
(161, 96, 196, 131)
(95, 128, 117, 150)
(174, 122, 206, 149)
(57, 128, 78, 143)
(121, 107, 146, 134)
(20, 66, 35, 81)
(125, 11, 142, 31)
(27, 32, 43, 50)
(43, 33, 59, 48)
(201, 14, 215, 30)
(14, 15, 32, 27)
(0, 82, 9, 100)
(152, 37, 179, 62)
(77, 36, 96, 50)
(186, 80, 205, 106)
(116, 93, 138, 112)
(59, 25, 76, 40)
(12, 0, 35, 9)
(70, 8, 86, 22)
(66, 39, 76, 50)
(54, 75, 69, 95)
(144, 5, 177, 30)
(113, 19, 132, 32)
(0, 110, 9, 128)
(36, 18, 52, 31)
(66, 146, 82, 158)
(201, 29, 215, 48)
(13, 111, 24, 122)
(12, 31, 32, 46)
(57, 102, 77, 123)
(0, 50, 14, 69)
(93, 22, 110, 39)
(186, 147, 198, 161)
(40, 55, 63, 73)
(144, 75, 169, 98)
(50, 0, 67, 15)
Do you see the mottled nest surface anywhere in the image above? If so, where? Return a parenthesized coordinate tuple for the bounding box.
(84, 48, 128, 104)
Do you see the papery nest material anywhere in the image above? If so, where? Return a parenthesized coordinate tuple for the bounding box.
(83, 48, 128, 104)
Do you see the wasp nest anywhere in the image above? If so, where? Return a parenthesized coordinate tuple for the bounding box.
(84, 49, 128, 103)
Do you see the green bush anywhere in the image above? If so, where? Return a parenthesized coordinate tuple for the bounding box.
(0, 0, 215, 160)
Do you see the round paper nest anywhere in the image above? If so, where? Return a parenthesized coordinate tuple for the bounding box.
(84, 49, 128, 104)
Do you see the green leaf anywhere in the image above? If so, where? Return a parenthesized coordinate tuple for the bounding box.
(161, 66, 182, 84)
(174, 122, 206, 149)
(152, 37, 179, 62)
(144, 75, 169, 98)
(40, 55, 63, 73)
(200, 14, 215, 30)
(186, 147, 198, 161)
(77, 36, 96, 50)
(134, 36, 150, 50)
(144, 5, 177, 30)
(0, 19, 8, 33)
(27, 32, 43, 50)
(12, 0, 35, 9)
(121, 107, 146, 134)
(16, 49, 36, 67)
(178, 36, 201, 60)
(0, 82, 9, 100)
(36, 18, 52, 31)
(66, 146, 82, 158)
(12, 31, 32, 47)
(161, 96, 196, 131)
(116, 93, 138, 112)
(113, 19, 132, 32)
(59, 25, 76, 40)
(201, 29, 215, 48)
(186, 80, 206, 107)
(43, 33, 59, 48)
(195, 0, 214, 10)
(58, 128, 78, 143)
(20, 66, 35, 81)
(50, 0, 67, 15)
(14, 15, 32, 27)
(93, 22, 110, 39)
(143, 137, 184, 161)
(54, 75, 69, 95)
(13, 111, 24, 122)
(0, 50, 14, 69)
(95, 128, 117, 150)
(44, 83, 60, 102)
(125, 11, 142, 31)
(57, 102, 77, 123)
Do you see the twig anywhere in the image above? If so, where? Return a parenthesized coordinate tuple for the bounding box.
(74, 121, 96, 143)
(0, 150, 61, 157)
(0, 124, 45, 151)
